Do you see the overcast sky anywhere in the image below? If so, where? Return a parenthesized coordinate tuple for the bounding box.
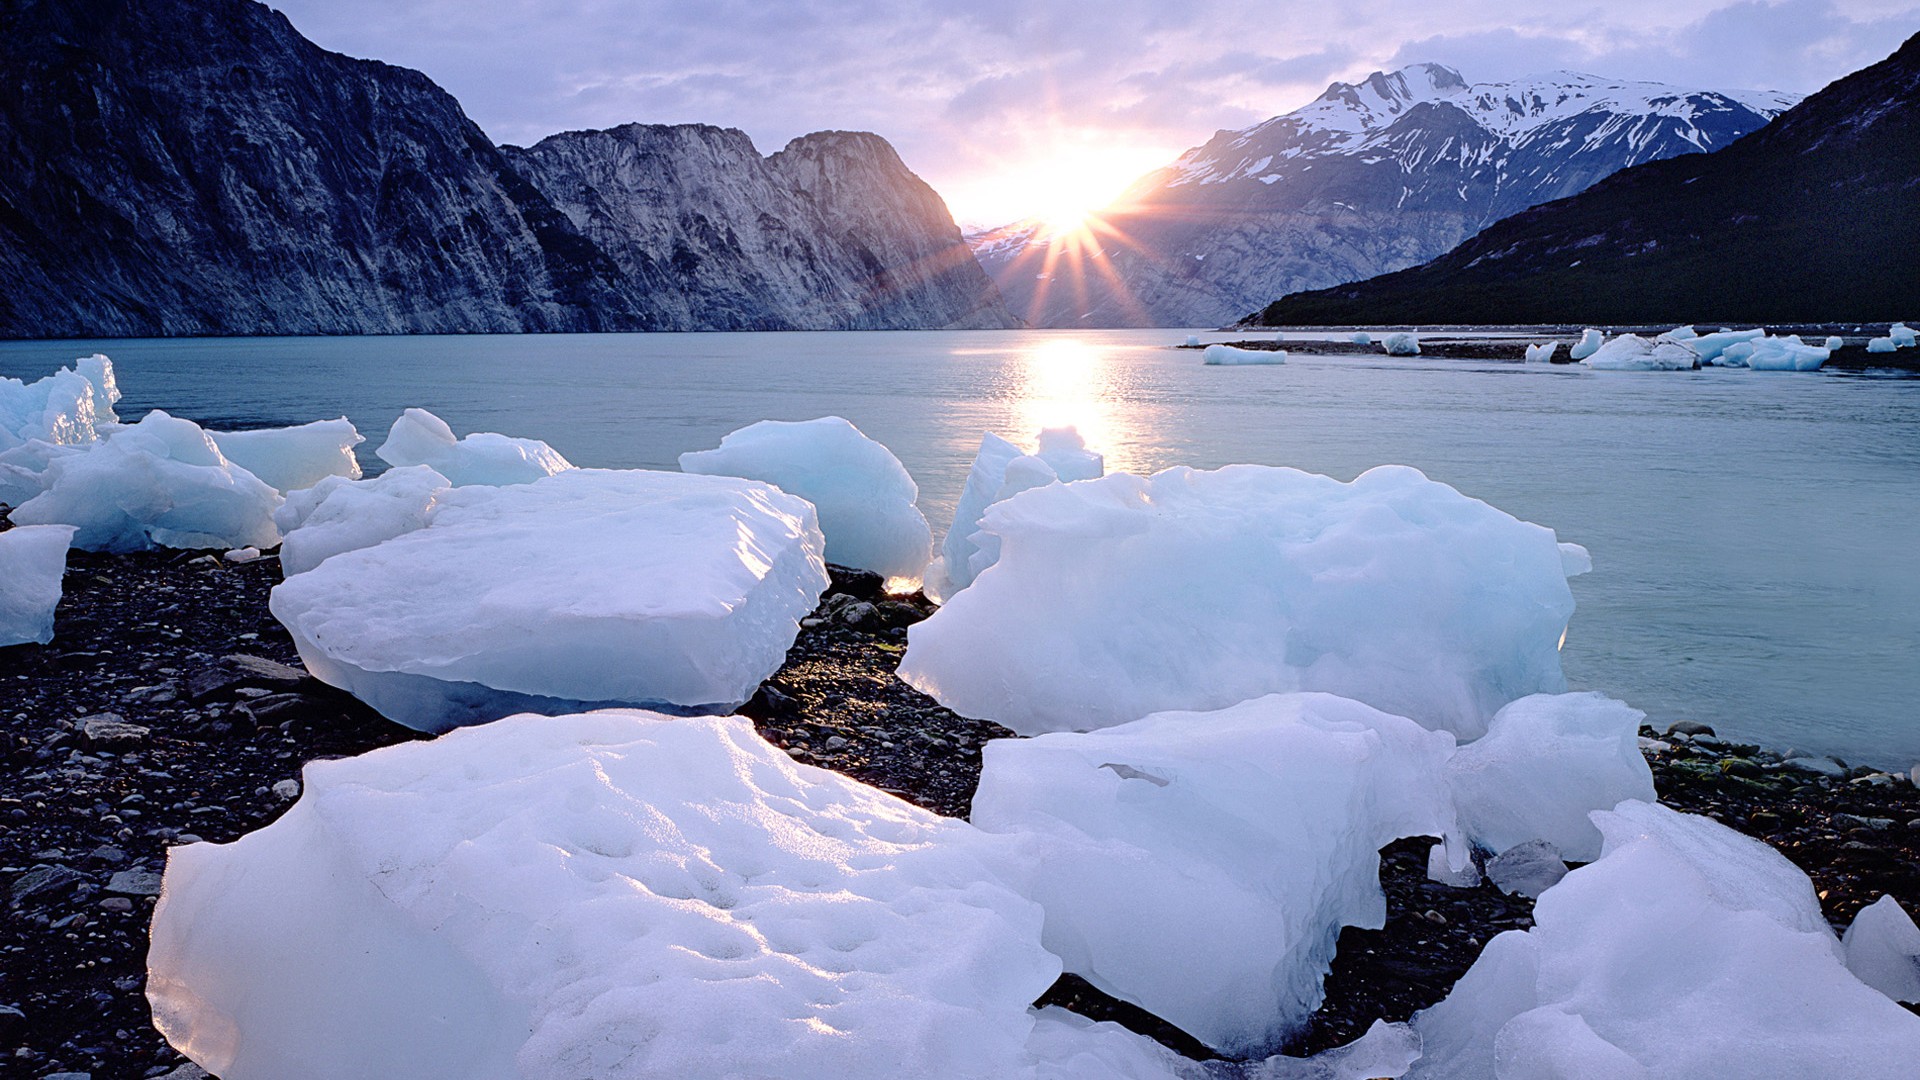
(270, 0, 1917, 226)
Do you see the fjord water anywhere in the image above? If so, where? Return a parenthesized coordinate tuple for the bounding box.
(4, 330, 1917, 768)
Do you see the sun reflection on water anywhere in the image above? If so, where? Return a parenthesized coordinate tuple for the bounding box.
(1011, 337, 1146, 476)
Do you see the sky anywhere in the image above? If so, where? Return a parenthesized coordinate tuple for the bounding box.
(269, 0, 1917, 228)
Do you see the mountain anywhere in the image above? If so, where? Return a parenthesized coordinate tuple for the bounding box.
(973, 64, 1796, 328)
(0, 0, 1011, 338)
(1255, 35, 1920, 326)
(502, 126, 1014, 331)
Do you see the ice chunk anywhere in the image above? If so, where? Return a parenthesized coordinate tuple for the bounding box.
(1382, 332, 1420, 356)
(1744, 335, 1830, 371)
(1891, 323, 1917, 347)
(1868, 336, 1898, 353)
(275, 466, 452, 576)
(1483, 839, 1569, 898)
(0, 355, 123, 505)
(269, 468, 828, 731)
(208, 419, 363, 494)
(222, 547, 261, 564)
(1350, 332, 1372, 345)
(1202, 344, 1286, 365)
(1655, 325, 1698, 342)
(1557, 541, 1592, 577)
(1184, 335, 1202, 346)
(679, 416, 932, 581)
(1409, 802, 1920, 1079)
(1824, 336, 1845, 350)
(1684, 327, 1764, 364)
(0, 524, 75, 645)
(1845, 895, 1920, 1003)
(1580, 334, 1699, 370)
(375, 407, 572, 487)
(974, 693, 1460, 1056)
(1428, 841, 1482, 887)
(926, 428, 1104, 601)
(1448, 692, 1655, 862)
(148, 711, 1058, 1080)
(1568, 329, 1604, 360)
(902, 464, 1578, 739)
(9, 411, 282, 553)
(1523, 342, 1558, 363)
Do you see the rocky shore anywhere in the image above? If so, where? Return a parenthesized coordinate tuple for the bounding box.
(1182, 335, 1920, 369)
(3, 529, 1917, 1078)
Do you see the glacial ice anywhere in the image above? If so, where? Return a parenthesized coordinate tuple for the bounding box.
(972, 693, 1460, 1055)
(1684, 327, 1764, 364)
(1824, 336, 1844, 350)
(1409, 801, 1920, 1079)
(1656, 325, 1697, 342)
(1202, 344, 1286, 365)
(1350, 332, 1372, 345)
(1482, 839, 1568, 899)
(1027, 1008, 1421, 1080)
(208, 418, 363, 493)
(901, 464, 1578, 739)
(925, 428, 1103, 601)
(1523, 342, 1558, 363)
(375, 407, 573, 487)
(1580, 333, 1699, 370)
(275, 466, 451, 576)
(147, 711, 1060, 1080)
(1891, 323, 1917, 347)
(9, 410, 283, 553)
(1568, 328, 1604, 360)
(679, 416, 932, 581)
(1382, 332, 1420, 356)
(1743, 335, 1829, 371)
(1447, 692, 1656, 862)
(269, 468, 828, 731)
(1868, 336, 1898, 353)
(0, 524, 75, 646)
(1184, 335, 1202, 346)
(1844, 895, 1920, 1003)
(0, 355, 122, 505)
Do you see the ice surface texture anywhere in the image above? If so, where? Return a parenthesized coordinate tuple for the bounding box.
(270, 469, 829, 731)
(902, 464, 1578, 739)
(1845, 895, 1920, 1003)
(1523, 342, 1558, 363)
(974, 693, 1460, 1056)
(926, 428, 1103, 601)
(9, 410, 283, 553)
(1580, 334, 1700, 370)
(208, 418, 363, 493)
(0, 524, 76, 645)
(148, 711, 1061, 1080)
(1410, 801, 1920, 1079)
(1447, 692, 1656, 862)
(1382, 333, 1420, 356)
(680, 416, 933, 581)
(0, 355, 121, 505)
(1202, 344, 1286, 365)
(375, 407, 573, 487)
(1568, 329, 1604, 360)
(274, 466, 451, 576)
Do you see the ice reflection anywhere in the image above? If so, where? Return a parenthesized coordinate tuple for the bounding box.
(1011, 337, 1148, 476)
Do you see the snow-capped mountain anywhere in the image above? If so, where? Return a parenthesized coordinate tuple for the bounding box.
(973, 64, 1798, 328)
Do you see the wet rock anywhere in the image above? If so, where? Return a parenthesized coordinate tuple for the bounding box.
(79, 714, 148, 748)
(1783, 755, 1848, 777)
(160, 1065, 211, 1080)
(825, 564, 885, 601)
(9, 864, 85, 905)
(874, 600, 927, 628)
(223, 653, 309, 683)
(1666, 720, 1716, 737)
(97, 897, 133, 914)
(185, 666, 247, 701)
(103, 869, 162, 897)
(836, 601, 880, 629)
(1486, 840, 1570, 898)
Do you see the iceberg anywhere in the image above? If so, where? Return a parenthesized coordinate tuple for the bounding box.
(208, 418, 363, 493)
(1580, 334, 1700, 370)
(1202, 344, 1286, 365)
(375, 407, 573, 487)
(275, 466, 452, 576)
(1447, 692, 1656, 862)
(1891, 323, 1916, 347)
(0, 524, 76, 646)
(974, 693, 1460, 1056)
(1743, 335, 1830, 371)
(1824, 335, 1844, 350)
(1844, 895, 1920, 1003)
(269, 468, 828, 731)
(1655, 325, 1698, 342)
(1350, 332, 1373, 345)
(1382, 332, 1420, 356)
(148, 711, 1060, 1080)
(901, 464, 1579, 739)
(1684, 327, 1765, 364)
(9, 410, 282, 553)
(1184, 335, 1202, 346)
(1523, 342, 1558, 363)
(1568, 328, 1605, 360)
(1408, 801, 1920, 1079)
(0, 355, 122, 505)
(925, 428, 1103, 601)
(1868, 336, 1898, 353)
(679, 416, 932, 582)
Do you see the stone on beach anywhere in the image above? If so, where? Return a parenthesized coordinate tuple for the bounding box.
(680, 416, 933, 582)
(375, 407, 573, 487)
(0, 523, 75, 646)
(269, 468, 828, 731)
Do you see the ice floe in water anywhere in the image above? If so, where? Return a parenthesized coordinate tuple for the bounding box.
(1523, 342, 1558, 363)
(680, 416, 932, 582)
(0, 524, 75, 646)
(1447, 692, 1656, 863)
(1568, 329, 1605, 360)
(901, 464, 1579, 739)
(275, 465, 451, 576)
(0, 354, 122, 505)
(1409, 801, 1920, 1079)
(1890, 323, 1917, 348)
(1845, 894, 1920, 1004)
(1742, 335, 1830, 371)
(1579, 333, 1699, 370)
(924, 427, 1103, 602)
(148, 711, 1060, 1080)
(208, 418, 363, 493)
(1202, 344, 1286, 365)
(1868, 336, 1898, 353)
(9, 410, 283, 552)
(973, 693, 1460, 1056)
(1382, 332, 1420, 356)
(375, 407, 573, 487)
(269, 468, 828, 731)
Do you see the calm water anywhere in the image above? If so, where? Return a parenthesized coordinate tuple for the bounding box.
(5, 330, 1918, 768)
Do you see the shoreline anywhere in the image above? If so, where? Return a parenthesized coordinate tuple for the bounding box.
(2, 537, 1918, 1076)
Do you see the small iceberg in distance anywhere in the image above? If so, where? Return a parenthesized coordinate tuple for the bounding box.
(1203, 343, 1286, 365)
